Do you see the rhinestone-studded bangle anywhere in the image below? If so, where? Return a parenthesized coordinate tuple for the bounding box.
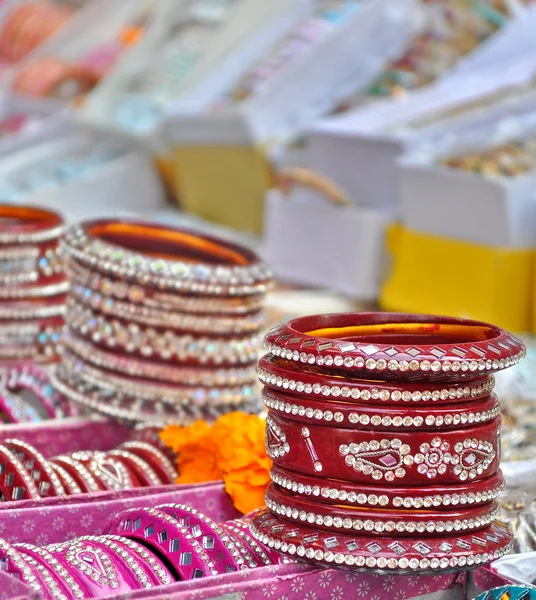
(264, 312, 525, 381)
(270, 466, 505, 510)
(265, 483, 499, 536)
(257, 356, 495, 405)
(62, 220, 271, 297)
(267, 413, 500, 484)
(262, 387, 500, 430)
(250, 509, 513, 574)
(0, 206, 64, 245)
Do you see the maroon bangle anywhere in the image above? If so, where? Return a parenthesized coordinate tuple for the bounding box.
(267, 413, 499, 485)
(264, 313, 524, 381)
(262, 387, 500, 431)
(265, 483, 498, 537)
(251, 507, 513, 573)
(0, 205, 64, 245)
(270, 465, 505, 511)
(257, 354, 494, 404)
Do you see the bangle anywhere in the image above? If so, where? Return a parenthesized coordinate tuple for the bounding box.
(0, 539, 42, 593)
(251, 509, 513, 573)
(267, 413, 499, 484)
(105, 507, 217, 579)
(257, 354, 494, 404)
(119, 441, 177, 484)
(156, 504, 244, 573)
(52, 363, 256, 424)
(62, 220, 271, 297)
(0, 280, 69, 299)
(265, 313, 524, 381)
(67, 308, 261, 365)
(5, 439, 65, 497)
(0, 299, 66, 320)
(62, 337, 257, 386)
(270, 466, 505, 510)
(0, 206, 64, 245)
(50, 463, 82, 495)
(67, 261, 265, 315)
(262, 387, 500, 430)
(107, 450, 162, 487)
(13, 548, 71, 600)
(99, 536, 173, 586)
(51, 456, 102, 494)
(265, 483, 498, 536)
(0, 444, 40, 501)
(68, 291, 264, 334)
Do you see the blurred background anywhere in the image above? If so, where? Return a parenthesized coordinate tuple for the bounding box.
(1, 0, 536, 327)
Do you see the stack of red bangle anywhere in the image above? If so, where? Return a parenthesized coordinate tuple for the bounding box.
(52, 219, 271, 423)
(251, 312, 525, 574)
(0, 205, 67, 363)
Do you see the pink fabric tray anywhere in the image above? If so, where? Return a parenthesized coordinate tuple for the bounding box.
(0, 418, 129, 455)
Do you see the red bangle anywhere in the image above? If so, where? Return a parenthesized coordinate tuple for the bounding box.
(267, 413, 499, 485)
(270, 465, 505, 510)
(0, 205, 64, 245)
(257, 354, 494, 404)
(62, 220, 271, 297)
(265, 483, 498, 536)
(262, 387, 500, 431)
(264, 313, 524, 381)
(251, 508, 512, 573)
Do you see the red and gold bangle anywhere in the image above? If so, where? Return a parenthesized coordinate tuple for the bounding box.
(270, 465, 504, 510)
(265, 483, 498, 536)
(0, 205, 64, 245)
(264, 313, 525, 381)
(251, 508, 513, 573)
(266, 413, 500, 485)
(257, 354, 494, 405)
(11, 58, 99, 100)
(262, 387, 500, 431)
(61, 220, 271, 297)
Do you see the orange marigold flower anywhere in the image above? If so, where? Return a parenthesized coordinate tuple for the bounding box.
(159, 412, 272, 513)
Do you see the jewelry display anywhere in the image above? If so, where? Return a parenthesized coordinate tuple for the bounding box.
(0, 437, 176, 502)
(252, 312, 524, 573)
(0, 206, 67, 363)
(53, 219, 271, 423)
(0, 505, 278, 599)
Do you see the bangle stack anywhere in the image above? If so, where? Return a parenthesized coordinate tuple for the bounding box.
(0, 205, 67, 363)
(53, 219, 271, 423)
(251, 312, 525, 574)
(0, 506, 277, 599)
(0, 437, 177, 502)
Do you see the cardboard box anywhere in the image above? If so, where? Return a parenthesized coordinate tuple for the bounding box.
(164, 0, 418, 233)
(306, 12, 536, 215)
(263, 185, 388, 299)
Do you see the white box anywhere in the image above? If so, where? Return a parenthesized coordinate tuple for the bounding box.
(165, 0, 418, 148)
(398, 110, 536, 248)
(306, 10, 536, 214)
(263, 178, 388, 299)
(0, 133, 166, 222)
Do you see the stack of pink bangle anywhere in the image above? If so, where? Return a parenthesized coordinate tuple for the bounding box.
(0, 205, 67, 364)
(0, 505, 280, 599)
(252, 312, 524, 574)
